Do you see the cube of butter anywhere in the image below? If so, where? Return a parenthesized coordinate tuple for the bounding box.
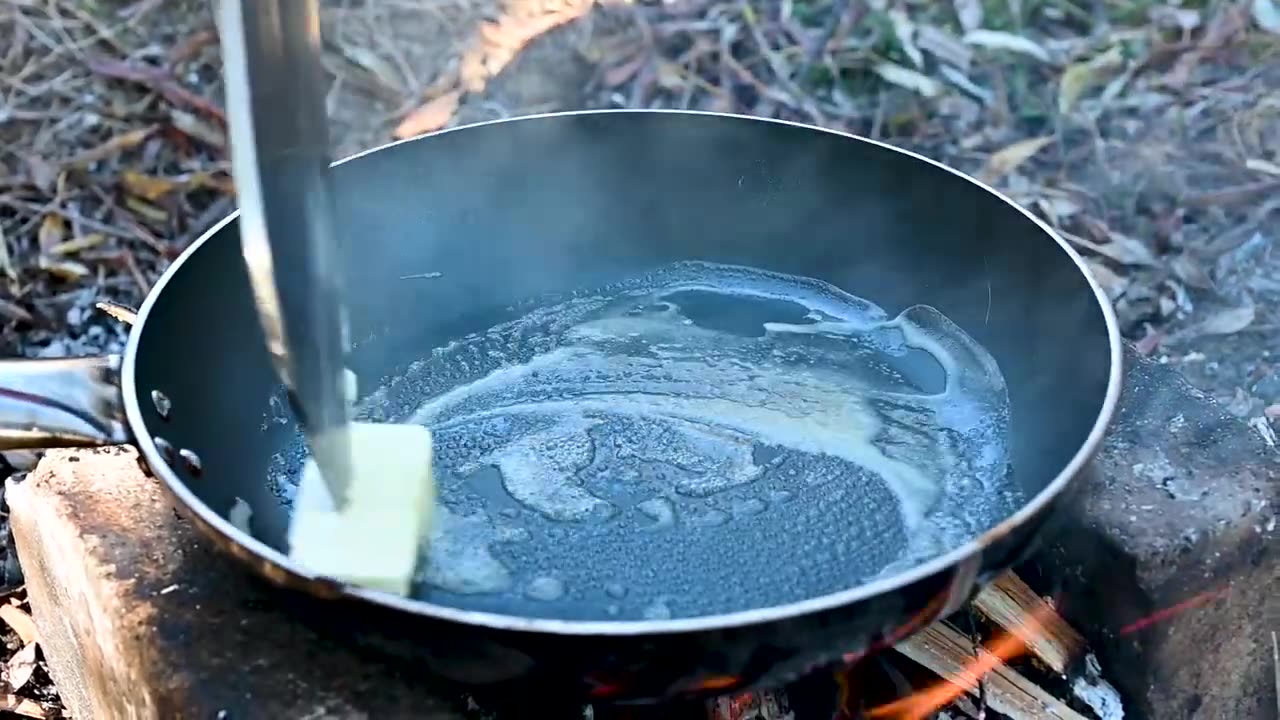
(287, 422, 436, 596)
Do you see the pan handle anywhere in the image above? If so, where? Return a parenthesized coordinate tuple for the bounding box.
(0, 355, 131, 450)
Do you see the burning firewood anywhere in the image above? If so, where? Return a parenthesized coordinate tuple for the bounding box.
(971, 573, 1085, 676)
(708, 570, 1112, 720)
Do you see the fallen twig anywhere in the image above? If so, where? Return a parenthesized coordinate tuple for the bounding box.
(86, 57, 226, 122)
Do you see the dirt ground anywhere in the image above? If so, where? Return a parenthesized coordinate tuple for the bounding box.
(0, 0, 1277, 716)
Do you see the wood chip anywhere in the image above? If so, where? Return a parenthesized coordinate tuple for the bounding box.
(973, 572, 1085, 675)
(6, 642, 37, 692)
(0, 605, 37, 645)
(895, 623, 1090, 720)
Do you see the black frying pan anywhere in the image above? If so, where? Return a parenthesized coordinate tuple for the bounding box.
(0, 111, 1121, 706)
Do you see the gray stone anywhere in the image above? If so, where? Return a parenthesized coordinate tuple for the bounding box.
(6, 447, 468, 720)
(1037, 346, 1279, 720)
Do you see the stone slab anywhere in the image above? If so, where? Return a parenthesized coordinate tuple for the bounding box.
(6, 446, 468, 720)
(1035, 347, 1279, 720)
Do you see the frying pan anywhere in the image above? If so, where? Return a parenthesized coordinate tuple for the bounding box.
(0, 111, 1122, 707)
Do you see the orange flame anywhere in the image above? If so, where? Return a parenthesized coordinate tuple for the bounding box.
(865, 603, 1058, 720)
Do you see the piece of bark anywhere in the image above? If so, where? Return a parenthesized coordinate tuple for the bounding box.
(7, 446, 469, 720)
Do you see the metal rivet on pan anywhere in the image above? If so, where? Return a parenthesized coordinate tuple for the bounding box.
(178, 448, 203, 475)
(150, 390, 172, 420)
(153, 436, 176, 463)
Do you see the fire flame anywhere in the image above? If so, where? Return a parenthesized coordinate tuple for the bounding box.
(865, 603, 1059, 720)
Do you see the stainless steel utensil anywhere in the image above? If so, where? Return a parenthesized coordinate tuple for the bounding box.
(217, 0, 354, 506)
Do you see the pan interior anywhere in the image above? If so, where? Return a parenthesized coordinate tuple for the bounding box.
(266, 260, 1022, 622)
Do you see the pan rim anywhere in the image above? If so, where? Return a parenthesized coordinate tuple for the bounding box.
(122, 108, 1124, 637)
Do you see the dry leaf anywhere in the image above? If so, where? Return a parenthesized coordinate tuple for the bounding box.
(939, 65, 992, 104)
(979, 136, 1054, 183)
(874, 62, 943, 98)
(1170, 253, 1213, 289)
(1084, 259, 1128, 300)
(1065, 231, 1159, 267)
(169, 109, 226, 150)
(1251, 415, 1277, 448)
(67, 126, 155, 167)
(655, 59, 687, 90)
(1, 695, 45, 719)
(603, 52, 649, 88)
(1057, 46, 1124, 114)
(49, 233, 106, 256)
(394, 90, 462, 140)
(889, 10, 924, 68)
(1253, 0, 1280, 33)
(0, 299, 33, 324)
(23, 157, 59, 194)
(1036, 195, 1082, 223)
(0, 224, 15, 282)
(37, 256, 91, 282)
(1246, 158, 1280, 175)
(338, 45, 405, 94)
(1191, 304, 1256, 337)
(124, 196, 169, 224)
(36, 215, 65, 254)
(121, 171, 179, 201)
(1150, 6, 1202, 32)
(1200, 3, 1249, 47)
(191, 171, 235, 195)
(0, 605, 36, 645)
(5, 643, 36, 691)
(953, 0, 983, 32)
(96, 300, 138, 325)
(917, 26, 972, 72)
(963, 29, 1051, 63)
